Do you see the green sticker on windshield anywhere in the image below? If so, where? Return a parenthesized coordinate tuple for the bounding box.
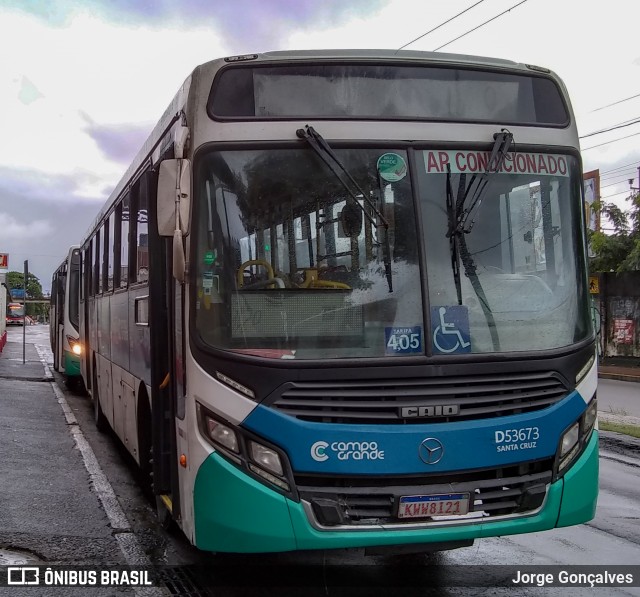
(204, 250, 216, 265)
(377, 153, 407, 182)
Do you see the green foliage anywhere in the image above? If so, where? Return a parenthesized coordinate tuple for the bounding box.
(599, 420, 640, 439)
(589, 193, 640, 272)
(5, 271, 45, 318)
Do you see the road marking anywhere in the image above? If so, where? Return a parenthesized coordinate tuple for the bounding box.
(35, 344, 167, 597)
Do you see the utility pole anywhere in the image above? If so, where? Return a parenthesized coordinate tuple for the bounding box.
(629, 165, 640, 195)
(23, 260, 28, 364)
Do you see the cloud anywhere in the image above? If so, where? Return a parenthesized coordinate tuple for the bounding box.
(6, 0, 384, 52)
(81, 115, 153, 165)
(0, 173, 102, 289)
(0, 166, 113, 203)
(0, 212, 52, 240)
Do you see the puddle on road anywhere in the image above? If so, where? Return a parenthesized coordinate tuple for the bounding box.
(0, 548, 42, 564)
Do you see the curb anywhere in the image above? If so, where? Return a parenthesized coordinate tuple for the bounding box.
(599, 373, 640, 383)
(599, 430, 640, 458)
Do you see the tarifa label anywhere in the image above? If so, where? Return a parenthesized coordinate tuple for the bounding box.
(423, 150, 569, 177)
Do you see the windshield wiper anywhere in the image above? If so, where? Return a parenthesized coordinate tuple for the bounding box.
(445, 130, 513, 352)
(453, 129, 513, 235)
(296, 125, 393, 292)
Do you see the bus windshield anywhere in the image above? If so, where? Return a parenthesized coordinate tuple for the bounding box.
(193, 147, 590, 359)
(420, 149, 590, 354)
(69, 250, 80, 329)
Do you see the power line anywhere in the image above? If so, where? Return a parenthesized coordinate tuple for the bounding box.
(590, 92, 640, 113)
(601, 170, 637, 183)
(601, 177, 637, 190)
(396, 0, 486, 52)
(581, 131, 640, 151)
(600, 178, 637, 191)
(434, 0, 529, 52)
(599, 161, 640, 176)
(579, 117, 640, 139)
(600, 167, 638, 181)
(601, 190, 635, 200)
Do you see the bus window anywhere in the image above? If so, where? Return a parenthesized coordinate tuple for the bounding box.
(95, 230, 102, 295)
(120, 194, 130, 288)
(107, 212, 115, 292)
(418, 150, 589, 353)
(136, 185, 149, 283)
(194, 147, 422, 359)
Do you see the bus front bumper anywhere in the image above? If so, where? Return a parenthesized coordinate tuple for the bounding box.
(64, 350, 81, 377)
(193, 431, 598, 553)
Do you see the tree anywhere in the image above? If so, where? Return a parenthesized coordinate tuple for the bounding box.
(589, 192, 640, 272)
(5, 271, 46, 318)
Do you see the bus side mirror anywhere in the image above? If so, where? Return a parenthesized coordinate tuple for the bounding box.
(157, 159, 192, 237)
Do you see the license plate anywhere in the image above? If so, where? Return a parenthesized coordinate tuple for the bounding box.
(397, 493, 470, 519)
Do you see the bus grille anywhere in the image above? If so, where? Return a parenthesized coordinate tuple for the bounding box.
(270, 372, 568, 424)
(296, 459, 553, 527)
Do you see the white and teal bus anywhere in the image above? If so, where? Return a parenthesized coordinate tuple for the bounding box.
(77, 49, 598, 554)
(50, 246, 83, 387)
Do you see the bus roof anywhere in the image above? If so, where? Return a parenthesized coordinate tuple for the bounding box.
(239, 48, 529, 71)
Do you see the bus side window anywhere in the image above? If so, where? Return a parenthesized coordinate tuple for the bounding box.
(80, 248, 89, 301)
(107, 211, 115, 292)
(95, 229, 102, 295)
(136, 180, 149, 284)
(101, 221, 109, 293)
(86, 241, 93, 297)
(119, 194, 130, 288)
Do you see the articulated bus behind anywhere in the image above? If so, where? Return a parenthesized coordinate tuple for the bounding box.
(50, 247, 83, 387)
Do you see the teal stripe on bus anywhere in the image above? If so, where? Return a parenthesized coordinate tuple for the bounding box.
(192, 432, 598, 553)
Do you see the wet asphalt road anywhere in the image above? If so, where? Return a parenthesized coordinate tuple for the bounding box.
(2, 325, 640, 596)
(598, 378, 640, 418)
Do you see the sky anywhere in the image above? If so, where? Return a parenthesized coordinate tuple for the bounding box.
(1, 0, 639, 293)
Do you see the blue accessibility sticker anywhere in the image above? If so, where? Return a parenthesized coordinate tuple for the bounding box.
(431, 306, 471, 354)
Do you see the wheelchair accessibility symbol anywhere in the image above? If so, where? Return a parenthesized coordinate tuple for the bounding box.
(431, 306, 471, 354)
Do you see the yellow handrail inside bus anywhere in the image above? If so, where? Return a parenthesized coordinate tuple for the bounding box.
(299, 268, 351, 289)
(160, 372, 170, 390)
(237, 259, 275, 287)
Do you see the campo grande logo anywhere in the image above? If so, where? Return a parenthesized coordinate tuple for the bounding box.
(310, 440, 385, 462)
(311, 441, 329, 462)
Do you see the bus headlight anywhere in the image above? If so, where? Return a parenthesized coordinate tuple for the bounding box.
(556, 396, 597, 476)
(558, 422, 580, 471)
(582, 399, 597, 441)
(196, 402, 293, 495)
(66, 335, 82, 355)
(249, 441, 284, 476)
(205, 418, 239, 453)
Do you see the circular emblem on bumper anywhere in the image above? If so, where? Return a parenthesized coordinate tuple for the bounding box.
(419, 438, 444, 465)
